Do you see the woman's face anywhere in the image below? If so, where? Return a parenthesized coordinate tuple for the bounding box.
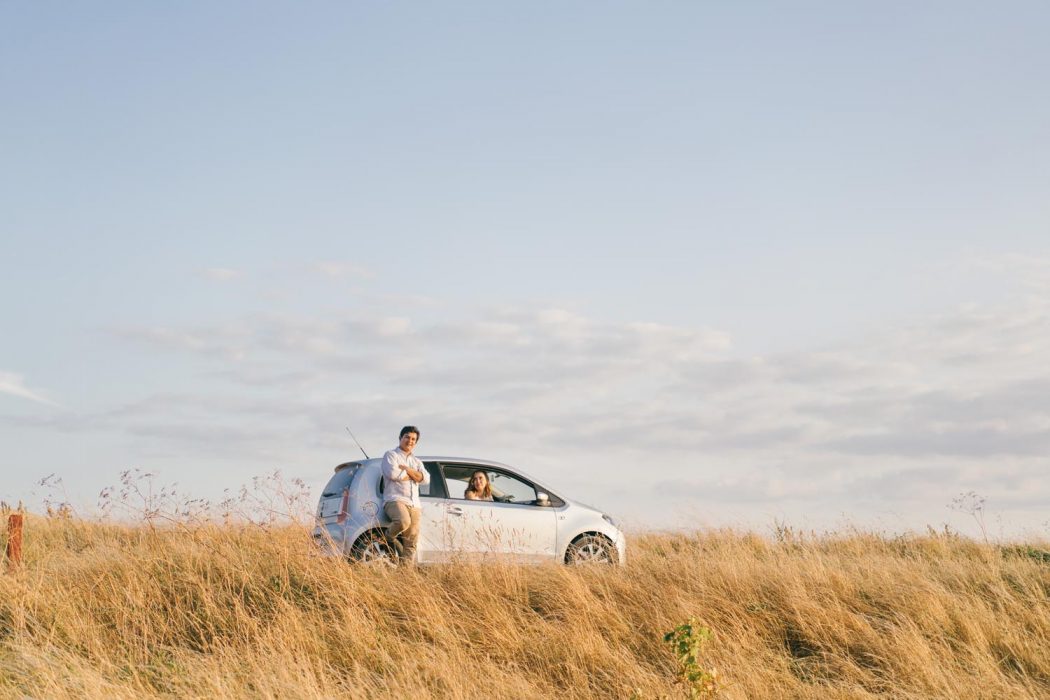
(470, 472, 488, 490)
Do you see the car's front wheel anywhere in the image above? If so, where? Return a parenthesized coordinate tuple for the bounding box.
(350, 530, 397, 566)
(565, 534, 617, 565)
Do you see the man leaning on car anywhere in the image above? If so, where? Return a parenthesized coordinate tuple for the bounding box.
(382, 425, 429, 564)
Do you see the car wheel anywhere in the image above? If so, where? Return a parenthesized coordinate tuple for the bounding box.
(350, 531, 397, 566)
(566, 534, 617, 565)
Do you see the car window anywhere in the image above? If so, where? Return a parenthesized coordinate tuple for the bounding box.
(441, 464, 540, 506)
(489, 471, 537, 504)
(322, 464, 360, 496)
(442, 464, 481, 500)
(378, 461, 447, 499)
(423, 462, 447, 498)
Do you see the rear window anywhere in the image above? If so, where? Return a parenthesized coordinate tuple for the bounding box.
(322, 464, 360, 496)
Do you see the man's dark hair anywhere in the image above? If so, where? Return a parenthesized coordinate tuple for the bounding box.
(399, 425, 420, 440)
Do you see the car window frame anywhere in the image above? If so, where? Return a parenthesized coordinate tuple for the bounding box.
(439, 462, 556, 508)
(422, 461, 448, 499)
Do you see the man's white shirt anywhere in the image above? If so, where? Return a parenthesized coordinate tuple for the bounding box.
(382, 447, 430, 508)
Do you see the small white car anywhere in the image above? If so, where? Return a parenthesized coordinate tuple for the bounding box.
(313, 456, 626, 565)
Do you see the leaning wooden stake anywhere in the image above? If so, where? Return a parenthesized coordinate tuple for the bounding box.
(6, 513, 23, 570)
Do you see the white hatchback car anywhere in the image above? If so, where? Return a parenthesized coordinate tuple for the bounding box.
(313, 456, 626, 565)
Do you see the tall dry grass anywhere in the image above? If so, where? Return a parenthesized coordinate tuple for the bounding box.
(2, 516, 1049, 699)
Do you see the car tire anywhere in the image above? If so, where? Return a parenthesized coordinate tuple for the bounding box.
(565, 534, 617, 565)
(350, 530, 397, 566)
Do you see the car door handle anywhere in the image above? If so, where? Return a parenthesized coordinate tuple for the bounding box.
(447, 506, 464, 516)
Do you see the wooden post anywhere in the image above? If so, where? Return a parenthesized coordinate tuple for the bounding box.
(5, 513, 22, 570)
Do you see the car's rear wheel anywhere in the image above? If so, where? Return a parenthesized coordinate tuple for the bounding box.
(565, 534, 617, 565)
(350, 530, 397, 566)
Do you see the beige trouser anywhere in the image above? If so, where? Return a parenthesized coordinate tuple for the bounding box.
(384, 501, 422, 562)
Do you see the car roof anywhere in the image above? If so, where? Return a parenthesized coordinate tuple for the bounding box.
(337, 455, 515, 470)
(418, 455, 516, 470)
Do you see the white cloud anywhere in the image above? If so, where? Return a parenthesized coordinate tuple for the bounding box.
(955, 252, 1050, 293)
(201, 267, 241, 282)
(377, 317, 412, 337)
(0, 371, 60, 407)
(111, 325, 251, 361)
(313, 261, 373, 279)
(100, 294, 1049, 462)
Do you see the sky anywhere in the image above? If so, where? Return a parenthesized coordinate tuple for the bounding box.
(2, 2, 1049, 537)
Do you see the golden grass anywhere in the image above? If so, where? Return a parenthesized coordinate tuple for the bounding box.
(2, 517, 1049, 699)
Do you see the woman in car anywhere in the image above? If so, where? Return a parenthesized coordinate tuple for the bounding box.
(464, 470, 494, 501)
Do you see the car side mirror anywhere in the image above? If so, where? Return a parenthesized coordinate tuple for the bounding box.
(536, 492, 550, 507)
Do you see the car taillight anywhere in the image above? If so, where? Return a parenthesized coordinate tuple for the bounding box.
(336, 487, 350, 524)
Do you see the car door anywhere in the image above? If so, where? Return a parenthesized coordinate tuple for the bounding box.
(440, 463, 557, 562)
(415, 461, 449, 563)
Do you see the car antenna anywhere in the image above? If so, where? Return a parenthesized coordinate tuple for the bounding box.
(345, 426, 370, 460)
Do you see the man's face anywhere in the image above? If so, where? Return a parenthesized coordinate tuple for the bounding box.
(399, 432, 418, 454)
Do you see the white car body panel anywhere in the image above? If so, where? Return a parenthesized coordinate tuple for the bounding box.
(417, 497, 448, 563)
(445, 500, 558, 561)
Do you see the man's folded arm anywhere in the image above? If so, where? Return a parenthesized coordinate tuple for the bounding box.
(383, 454, 405, 481)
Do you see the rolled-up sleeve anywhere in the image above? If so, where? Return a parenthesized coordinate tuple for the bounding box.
(417, 459, 431, 486)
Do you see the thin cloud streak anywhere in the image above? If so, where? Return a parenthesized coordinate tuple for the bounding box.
(313, 261, 374, 280)
(0, 371, 61, 408)
(201, 268, 241, 282)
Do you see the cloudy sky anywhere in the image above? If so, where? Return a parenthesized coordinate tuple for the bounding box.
(3, 2, 1049, 536)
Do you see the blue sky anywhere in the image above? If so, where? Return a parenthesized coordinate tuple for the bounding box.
(2, 2, 1049, 535)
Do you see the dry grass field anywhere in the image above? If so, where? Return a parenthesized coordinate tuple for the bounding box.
(2, 515, 1049, 699)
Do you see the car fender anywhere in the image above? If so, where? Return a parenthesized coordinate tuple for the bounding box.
(556, 508, 623, 557)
